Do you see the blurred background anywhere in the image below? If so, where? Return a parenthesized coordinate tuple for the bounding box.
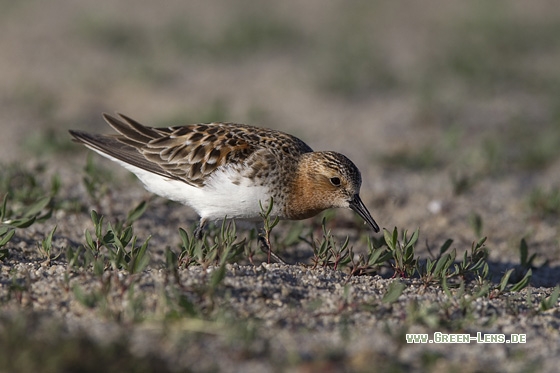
(3, 0, 560, 161)
(2, 0, 560, 271)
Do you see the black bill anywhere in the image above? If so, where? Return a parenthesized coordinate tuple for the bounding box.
(349, 194, 380, 233)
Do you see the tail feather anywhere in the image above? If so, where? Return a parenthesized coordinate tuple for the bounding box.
(102, 113, 161, 144)
(68, 129, 174, 180)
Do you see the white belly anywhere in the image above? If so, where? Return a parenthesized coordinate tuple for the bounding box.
(89, 148, 277, 221)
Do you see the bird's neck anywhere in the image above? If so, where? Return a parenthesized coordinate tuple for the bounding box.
(284, 155, 327, 220)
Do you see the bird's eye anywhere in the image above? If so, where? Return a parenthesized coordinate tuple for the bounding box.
(330, 177, 341, 186)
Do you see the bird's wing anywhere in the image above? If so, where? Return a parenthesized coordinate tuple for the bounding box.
(70, 113, 313, 188)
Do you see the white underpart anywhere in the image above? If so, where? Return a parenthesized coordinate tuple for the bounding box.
(86, 147, 275, 222)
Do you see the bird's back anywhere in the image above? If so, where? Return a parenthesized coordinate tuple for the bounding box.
(70, 113, 313, 188)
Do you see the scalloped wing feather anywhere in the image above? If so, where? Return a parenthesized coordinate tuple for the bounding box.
(82, 113, 313, 188)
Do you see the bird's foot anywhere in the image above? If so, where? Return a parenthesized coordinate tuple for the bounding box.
(194, 220, 206, 240)
(258, 235, 287, 264)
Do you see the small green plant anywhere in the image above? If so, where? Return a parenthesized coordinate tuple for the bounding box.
(1, 194, 52, 229)
(37, 225, 61, 265)
(419, 239, 455, 284)
(348, 236, 391, 276)
(177, 227, 205, 267)
(0, 227, 14, 260)
(178, 219, 245, 269)
(0, 197, 15, 259)
(308, 218, 352, 270)
(509, 238, 538, 284)
(65, 245, 85, 269)
(518, 238, 537, 270)
(450, 237, 489, 281)
(81, 210, 151, 274)
(494, 268, 532, 295)
(384, 227, 419, 278)
(420, 237, 490, 287)
(540, 286, 560, 311)
(123, 235, 151, 274)
(0, 194, 52, 259)
(382, 280, 406, 304)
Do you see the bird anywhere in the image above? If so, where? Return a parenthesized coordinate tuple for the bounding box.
(69, 113, 380, 261)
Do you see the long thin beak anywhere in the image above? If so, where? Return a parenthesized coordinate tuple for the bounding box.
(349, 194, 380, 233)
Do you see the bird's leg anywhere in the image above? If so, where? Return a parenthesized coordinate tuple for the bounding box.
(194, 218, 206, 240)
(257, 198, 287, 264)
(258, 229, 287, 264)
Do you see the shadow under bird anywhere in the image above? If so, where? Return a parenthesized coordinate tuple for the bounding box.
(69, 113, 380, 261)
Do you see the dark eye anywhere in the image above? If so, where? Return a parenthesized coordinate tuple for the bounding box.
(330, 177, 341, 186)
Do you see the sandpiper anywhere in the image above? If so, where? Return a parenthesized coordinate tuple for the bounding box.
(70, 113, 380, 260)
